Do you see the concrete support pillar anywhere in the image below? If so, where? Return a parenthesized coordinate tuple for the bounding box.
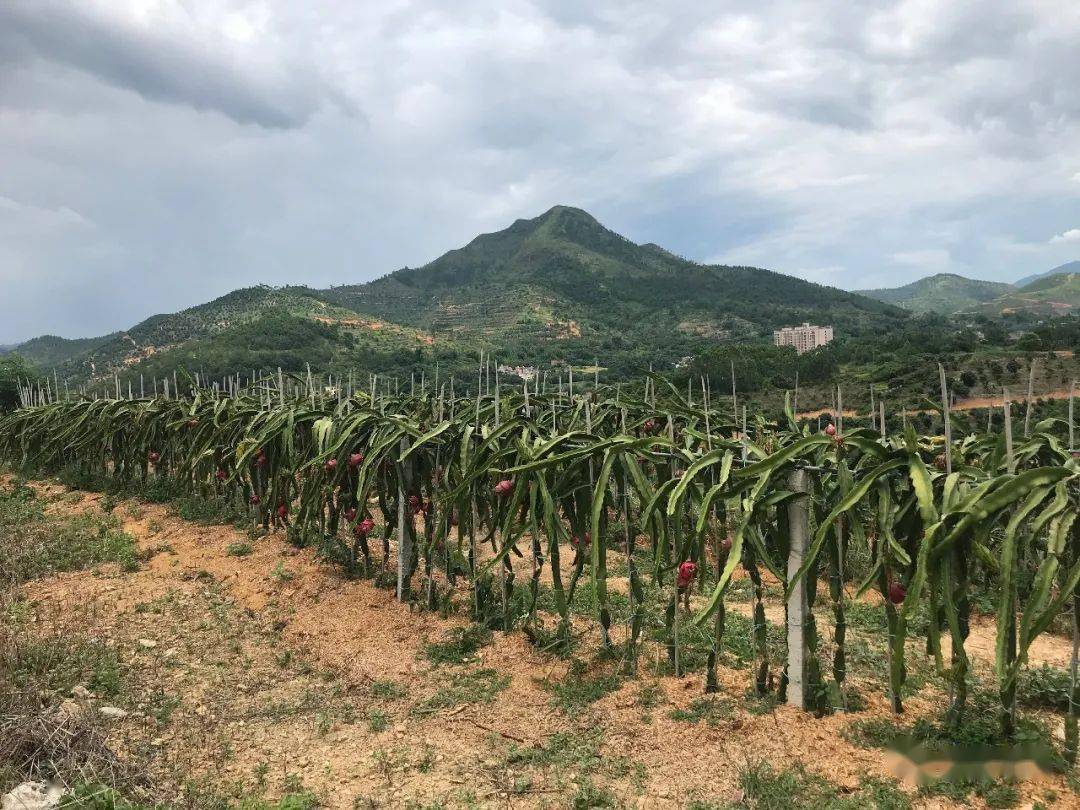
(786, 467, 810, 709)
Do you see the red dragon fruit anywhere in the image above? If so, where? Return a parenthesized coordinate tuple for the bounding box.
(888, 580, 906, 605)
(570, 532, 592, 549)
(677, 560, 698, 589)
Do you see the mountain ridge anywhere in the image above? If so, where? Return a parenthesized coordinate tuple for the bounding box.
(855, 273, 1015, 314)
(1015, 260, 1080, 288)
(979, 271, 1080, 316)
(6, 205, 907, 384)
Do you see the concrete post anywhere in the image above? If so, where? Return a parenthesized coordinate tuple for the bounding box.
(396, 436, 412, 602)
(786, 467, 810, 709)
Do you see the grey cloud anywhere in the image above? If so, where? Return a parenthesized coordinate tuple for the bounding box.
(1, 0, 1079, 344)
(0, 0, 330, 128)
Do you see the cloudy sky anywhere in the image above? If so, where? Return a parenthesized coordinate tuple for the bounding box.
(2, 0, 1079, 343)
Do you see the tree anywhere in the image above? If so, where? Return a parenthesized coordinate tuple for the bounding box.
(0, 354, 35, 411)
(1016, 332, 1044, 351)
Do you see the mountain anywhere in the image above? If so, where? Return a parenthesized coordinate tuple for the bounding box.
(1015, 260, 1080, 288)
(980, 271, 1080, 316)
(10, 205, 908, 385)
(316, 206, 903, 356)
(855, 273, 1015, 314)
(0, 332, 121, 367)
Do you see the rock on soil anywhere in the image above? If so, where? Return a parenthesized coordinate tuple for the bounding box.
(1, 781, 64, 810)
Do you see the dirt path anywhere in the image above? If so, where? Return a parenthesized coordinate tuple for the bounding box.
(798, 387, 1077, 421)
(10, 478, 1078, 808)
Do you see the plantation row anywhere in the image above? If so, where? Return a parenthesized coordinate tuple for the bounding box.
(2, 375, 1079, 755)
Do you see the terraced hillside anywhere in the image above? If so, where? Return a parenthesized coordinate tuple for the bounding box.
(983, 271, 1080, 316)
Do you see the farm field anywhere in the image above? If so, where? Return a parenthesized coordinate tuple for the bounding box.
(4, 376, 1080, 808)
(3, 474, 1079, 809)
(7, 3, 1080, 808)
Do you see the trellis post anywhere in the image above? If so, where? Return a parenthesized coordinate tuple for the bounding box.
(396, 435, 412, 602)
(786, 467, 811, 709)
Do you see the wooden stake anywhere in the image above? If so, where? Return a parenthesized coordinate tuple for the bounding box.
(1024, 359, 1037, 438)
(396, 436, 412, 602)
(939, 364, 952, 475)
(1004, 388, 1014, 473)
(730, 360, 737, 425)
(1070, 381, 1076, 450)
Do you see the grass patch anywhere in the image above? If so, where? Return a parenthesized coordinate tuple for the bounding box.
(570, 779, 617, 809)
(505, 728, 603, 770)
(423, 624, 492, 665)
(367, 707, 389, 732)
(0, 483, 138, 584)
(58, 783, 155, 809)
(173, 493, 246, 526)
(920, 778, 1021, 808)
(844, 687, 1054, 752)
(226, 541, 254, 557)
(636, 680, 666, 709)
(370, 679, 408, 700)
(736, 762, 911, 809)
(415, 668, 509, 714)
(542, 659, 622, 715)
(53, 465, 247, 529)
(669, 696, 733, 726)
(4, 634, 124, 698)
(270, 562, 296, 583)
(1017, 664, 1072, 712)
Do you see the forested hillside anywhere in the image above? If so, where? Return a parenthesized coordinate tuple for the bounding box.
(6, 206, 907, 386)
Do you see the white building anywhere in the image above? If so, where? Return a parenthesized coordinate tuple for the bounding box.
(773, 323, 834, 354)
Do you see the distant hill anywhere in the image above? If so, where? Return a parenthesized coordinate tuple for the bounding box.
(1015, 260, 1080, 288)
(29, 285, 447, 385)
(856, 273, 1014, 314)
(0, 332, 120, 367)
(980, 271, 1080, 316)
(11, 206, 908, 385)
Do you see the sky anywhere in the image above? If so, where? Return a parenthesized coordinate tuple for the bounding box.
(2, 0, 1079, 344)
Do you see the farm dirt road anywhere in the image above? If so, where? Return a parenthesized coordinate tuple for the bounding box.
(797, 387, 1077, 421)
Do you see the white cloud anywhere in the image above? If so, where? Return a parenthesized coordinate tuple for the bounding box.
(1051, 229, 1080, 244)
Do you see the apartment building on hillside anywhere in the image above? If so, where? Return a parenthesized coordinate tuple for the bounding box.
(773, 322, 834, 354)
